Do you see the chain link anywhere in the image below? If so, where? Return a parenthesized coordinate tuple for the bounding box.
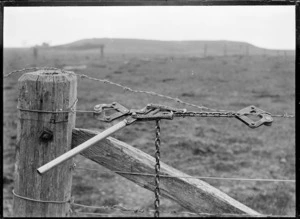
(154, 120, 161, 217)
(174, 111, 294, 118)
(174, 111, 240, 118)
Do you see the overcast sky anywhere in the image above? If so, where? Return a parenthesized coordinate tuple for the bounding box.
(4, 6, 295, 50)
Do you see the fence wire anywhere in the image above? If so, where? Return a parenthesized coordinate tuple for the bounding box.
(72, 165, 295, 217)
(4, 67, 295, 118)
(11, 189, 294, 218)
(71, 201, 294, 218)
(5, 67, 296, 217)
(74, 166, 295, 183)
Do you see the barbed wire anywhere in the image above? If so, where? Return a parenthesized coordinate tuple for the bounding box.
(76, 73, 223, 112)
(5, 67, 295, 218)
(74, 166, 295, 183)
(3, 67, 295, 118)
(3, 67, 63, 78)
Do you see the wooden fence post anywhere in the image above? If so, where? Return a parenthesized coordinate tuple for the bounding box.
(13, 69, 77, 217)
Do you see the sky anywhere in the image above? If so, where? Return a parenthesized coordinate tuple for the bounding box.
(4, 6, 295, 50)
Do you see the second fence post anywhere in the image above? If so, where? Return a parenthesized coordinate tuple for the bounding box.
(13, 69, 77, 217)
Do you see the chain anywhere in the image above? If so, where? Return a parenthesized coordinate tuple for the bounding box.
(174, 111, 294, 118)
(154, 120, 161, 217)
(174, 111, 240, 118)
(269, 113, 295, 118)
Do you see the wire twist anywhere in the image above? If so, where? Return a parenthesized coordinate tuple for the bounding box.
(154, 120, 161, 217)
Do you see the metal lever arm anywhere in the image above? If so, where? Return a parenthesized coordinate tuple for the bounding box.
(37, 103, 174, 175)
(37, 120, 130, 175)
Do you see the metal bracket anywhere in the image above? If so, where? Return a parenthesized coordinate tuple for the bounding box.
(94, 102, 130, 122)
(132, 110, 174, 121)
(236, 105, 273, 128)
(94, 102, 175, 123)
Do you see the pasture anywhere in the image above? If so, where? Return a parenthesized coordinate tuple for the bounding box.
(3, 40, 295, 217)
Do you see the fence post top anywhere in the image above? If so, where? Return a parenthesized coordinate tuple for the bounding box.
(18, 69, 76, 81)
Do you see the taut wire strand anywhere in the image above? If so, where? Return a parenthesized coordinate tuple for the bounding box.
(71, 201, 294, 217)
(76, 73, 221, 112)
(17, 98, 81, 114)
(12, 190, 70, 204)
(74, 167, 295, 183)
(4, 67, 294, 117)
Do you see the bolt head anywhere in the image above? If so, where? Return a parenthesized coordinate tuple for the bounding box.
(39, 129, 53, 142)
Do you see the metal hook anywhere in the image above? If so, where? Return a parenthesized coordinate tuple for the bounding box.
(236, 105, 273, 128)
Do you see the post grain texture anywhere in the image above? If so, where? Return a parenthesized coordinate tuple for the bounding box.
(13, 69, 77, 217)
(72, 128, 261, 216)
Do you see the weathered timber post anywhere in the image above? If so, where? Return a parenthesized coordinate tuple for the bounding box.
(13, 69, 77, 217)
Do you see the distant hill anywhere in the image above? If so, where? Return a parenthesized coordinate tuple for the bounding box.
(52, 38, 295, 57)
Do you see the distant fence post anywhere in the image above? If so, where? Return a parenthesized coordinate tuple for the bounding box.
(33, 47, 38, 60)
(100, 44, 105, 59)
(13, 69, 77, 217)
(245, 45, 249, 56)
(223, 43, 227, 57)
(203, 44, 207, 57)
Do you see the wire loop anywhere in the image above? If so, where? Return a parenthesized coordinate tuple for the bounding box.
(17, 99, 78, 114)
(12, 190, 70, 204)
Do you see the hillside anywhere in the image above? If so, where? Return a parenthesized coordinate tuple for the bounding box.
(52, 38, 295, 57)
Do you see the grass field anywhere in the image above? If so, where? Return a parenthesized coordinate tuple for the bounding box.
(3, 39, 295, 217)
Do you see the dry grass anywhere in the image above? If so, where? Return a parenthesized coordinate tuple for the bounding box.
(3, 46, 295, 217)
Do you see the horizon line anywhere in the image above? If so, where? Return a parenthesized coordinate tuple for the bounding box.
(4, 37, 295, 51)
